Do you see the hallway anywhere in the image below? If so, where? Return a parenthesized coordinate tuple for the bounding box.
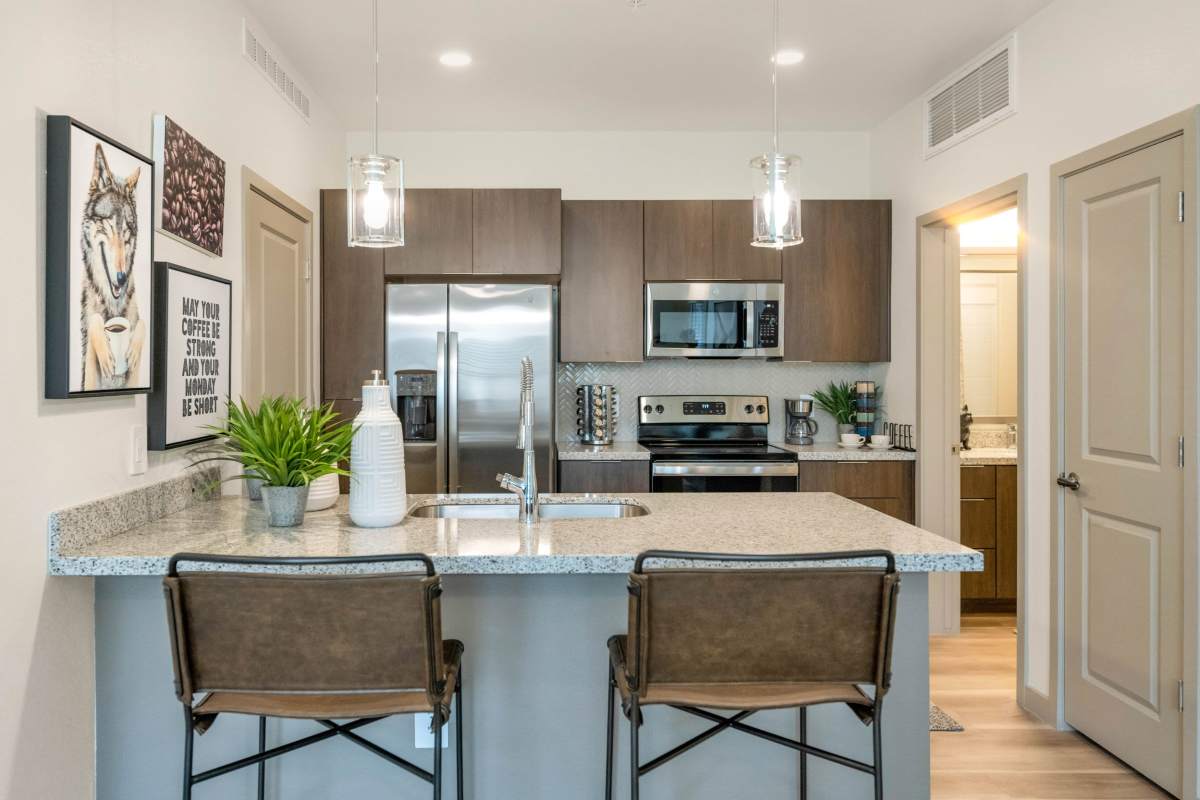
(930, 615, 1171, 799)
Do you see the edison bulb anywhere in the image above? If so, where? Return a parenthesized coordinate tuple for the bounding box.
(362, 180, 390, 230)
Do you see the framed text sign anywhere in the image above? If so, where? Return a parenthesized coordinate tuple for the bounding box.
(148, 262, 232, 450)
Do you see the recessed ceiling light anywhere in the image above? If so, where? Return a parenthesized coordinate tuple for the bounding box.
(773, 49, 805, 66)
(439, 51, 472, 67)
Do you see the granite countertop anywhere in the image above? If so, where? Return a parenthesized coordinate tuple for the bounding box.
(556, 441, 915, 461)
(960, 447, 1018, 466)
(50, 492, 979, 577)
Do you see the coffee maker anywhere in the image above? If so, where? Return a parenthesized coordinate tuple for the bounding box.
(393, 370, 437, 441)
(784, 396, 819, 446)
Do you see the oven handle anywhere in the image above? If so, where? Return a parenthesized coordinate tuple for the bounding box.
(652, 461, 799, 477)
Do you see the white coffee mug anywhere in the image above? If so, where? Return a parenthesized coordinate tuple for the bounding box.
(871, 434, 890, 446)
(104, 317, 131, 377)
(840, 433, 865, 446)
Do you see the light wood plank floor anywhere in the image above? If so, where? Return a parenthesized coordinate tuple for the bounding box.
(930, 614, 1172, 800)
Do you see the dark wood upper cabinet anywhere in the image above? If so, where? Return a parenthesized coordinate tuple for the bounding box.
(384, 189, 472, 276)
(320, 189, 384, 400)
(560, 201, 644, 363)
(783, 199, 891, 362)
(472, 189, 562, 275)
(712, 200, 782, 281)
(643, 200, 714, 280)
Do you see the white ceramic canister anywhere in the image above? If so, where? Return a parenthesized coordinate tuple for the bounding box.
(349, 370, 407, 527)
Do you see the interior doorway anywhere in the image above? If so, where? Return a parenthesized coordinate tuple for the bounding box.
(241, 168, 314, 405)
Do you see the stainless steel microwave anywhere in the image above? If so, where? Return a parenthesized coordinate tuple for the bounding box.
(645, 282, 784, 358)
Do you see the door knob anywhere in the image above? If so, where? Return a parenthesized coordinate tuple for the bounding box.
(1056, 472, 1081, 490)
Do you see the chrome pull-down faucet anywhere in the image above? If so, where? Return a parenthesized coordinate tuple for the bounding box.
(496, 357, 539, 523)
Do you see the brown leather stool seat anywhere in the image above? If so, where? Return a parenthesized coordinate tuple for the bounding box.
(603, 550, 900, 800)
(164, 553, 465, 800)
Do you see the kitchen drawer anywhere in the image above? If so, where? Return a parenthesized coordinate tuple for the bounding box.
(854, 497, 908, 523)
(558, 460, 650, 494)
(961, 548, 997, 599)
(960, 464, 996, 498)
(961, 498, 997, 548)
(796, 461, 911, 498)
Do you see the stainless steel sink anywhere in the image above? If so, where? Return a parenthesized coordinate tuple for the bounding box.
(408, 500, 649, 520)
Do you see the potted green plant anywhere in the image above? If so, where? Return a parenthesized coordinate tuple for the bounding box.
(811, 381, 858, 435)
(203, 396, 355, 527)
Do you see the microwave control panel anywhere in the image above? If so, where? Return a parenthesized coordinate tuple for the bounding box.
(755, 301, 779, 347)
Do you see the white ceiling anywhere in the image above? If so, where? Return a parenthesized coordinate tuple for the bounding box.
(244, 0, 1054, 132)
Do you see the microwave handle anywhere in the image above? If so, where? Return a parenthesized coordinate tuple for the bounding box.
(743, 300, 757, 348)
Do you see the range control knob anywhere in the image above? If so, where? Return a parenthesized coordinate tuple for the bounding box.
(756, 404, 767, 414)
(655, 404, 665, 414)
(744, 404, 754, 414)
(643, 404, 653, 414)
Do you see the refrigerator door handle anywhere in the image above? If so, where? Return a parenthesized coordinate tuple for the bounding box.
(447, 331, 460, 493)
(435, 332, 448, 494)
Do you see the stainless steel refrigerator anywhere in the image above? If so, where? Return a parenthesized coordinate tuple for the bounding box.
(386, 284, 556, 494)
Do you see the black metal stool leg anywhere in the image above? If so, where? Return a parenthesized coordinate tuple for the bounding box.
(872, 707, 884, 800)
(433, 711, 444, 800)
(455, 669, 464, 800)
(257, 716, 267, 800)
(181, 708, 194, 800)
(798, 707, 808, 800)
(605, 666, 616, 800)
(629, 695, 640, 800)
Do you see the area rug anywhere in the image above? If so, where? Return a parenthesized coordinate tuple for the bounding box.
(929, 704, 964, 732)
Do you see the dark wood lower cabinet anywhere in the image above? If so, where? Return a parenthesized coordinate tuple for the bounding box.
(961, 464, 1017, 611)
(557, 460, 650, 494)
(795, 461, 915, 524)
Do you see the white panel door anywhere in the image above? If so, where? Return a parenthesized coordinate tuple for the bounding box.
(1063, 134, 1185, 795)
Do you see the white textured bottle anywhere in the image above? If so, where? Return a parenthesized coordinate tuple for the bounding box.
(349, 370, 407, 527)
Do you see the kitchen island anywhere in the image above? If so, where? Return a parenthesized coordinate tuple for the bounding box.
(53, 485, 979, 800)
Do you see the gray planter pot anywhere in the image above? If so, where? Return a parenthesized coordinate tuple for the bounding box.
(261, 485, 310, 527)
(244, 474, 264, 501)
(837, 423, 856, 436)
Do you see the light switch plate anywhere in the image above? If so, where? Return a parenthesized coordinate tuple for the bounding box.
(128, 425, 147, 475)
(414, 714, 449, 749)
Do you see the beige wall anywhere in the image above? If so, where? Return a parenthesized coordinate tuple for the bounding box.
(870, 0, 1200, 699)
(0, 1, 342, 796)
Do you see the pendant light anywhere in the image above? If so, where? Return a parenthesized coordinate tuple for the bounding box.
(750, 0, 802, 248)
(347, 0, 404, 247)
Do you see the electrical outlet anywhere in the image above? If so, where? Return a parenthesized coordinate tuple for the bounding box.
(129, 425, 147, 475)
(414, 714, 449, 749)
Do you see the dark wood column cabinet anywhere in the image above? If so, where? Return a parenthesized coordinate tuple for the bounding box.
(384, 189, 472, 276)
(560, 201, 644, 363)
(643, 200, 714, 280)
(712, 200, 781, 281)
(961, 463, 1017, 610)
(472, 189, 562, 275)
(320, 189, 384, 401)
(783, 200, 891, 362)
(558, 460, 650, 493)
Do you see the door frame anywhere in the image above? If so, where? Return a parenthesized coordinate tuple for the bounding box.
(915, 175, 1030, 692)
(241, 167, 315, 403)
(1050, 108, 1198, 797)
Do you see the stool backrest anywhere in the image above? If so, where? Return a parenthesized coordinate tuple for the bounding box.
(625, 550, 899, 695)
(162, 554, 443, 706)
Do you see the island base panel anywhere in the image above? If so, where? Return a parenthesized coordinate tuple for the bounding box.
(96, 574, 930, 799)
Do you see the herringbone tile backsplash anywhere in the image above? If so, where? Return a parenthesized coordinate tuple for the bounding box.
(557, 362, 888, 442)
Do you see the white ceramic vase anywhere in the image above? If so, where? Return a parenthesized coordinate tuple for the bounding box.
(306, 472, 340, 511)
(349, 372, 407, 527)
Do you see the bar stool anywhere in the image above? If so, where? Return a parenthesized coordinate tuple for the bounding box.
(163, 553, 465, 799)
(604, 549, 900, 800)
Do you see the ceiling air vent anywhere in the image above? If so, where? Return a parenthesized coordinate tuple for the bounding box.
(242, 20, 311, 121)
(924, 34, 1016, 159)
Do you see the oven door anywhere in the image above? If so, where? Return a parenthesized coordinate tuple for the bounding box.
(645, 283, 782, 358)
(651, 461, 798, 492)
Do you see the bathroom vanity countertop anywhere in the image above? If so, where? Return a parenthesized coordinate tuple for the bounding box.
(50, 492, 978, 576)
(556, 441, 651, 460)
(772, 442, 918, 461)
(959, 447, 1018, 465)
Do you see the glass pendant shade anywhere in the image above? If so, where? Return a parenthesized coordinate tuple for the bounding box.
(750, 153, 803, 248)
(347, 154, 404, 247)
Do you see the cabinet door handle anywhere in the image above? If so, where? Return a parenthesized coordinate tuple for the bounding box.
(961, 498, 988, 502)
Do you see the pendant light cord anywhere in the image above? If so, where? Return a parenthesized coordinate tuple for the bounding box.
(372, 0, 380, 154)
(771, 0, 779, 155)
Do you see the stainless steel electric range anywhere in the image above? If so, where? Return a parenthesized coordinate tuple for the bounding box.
(637, 394, 799, 492)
